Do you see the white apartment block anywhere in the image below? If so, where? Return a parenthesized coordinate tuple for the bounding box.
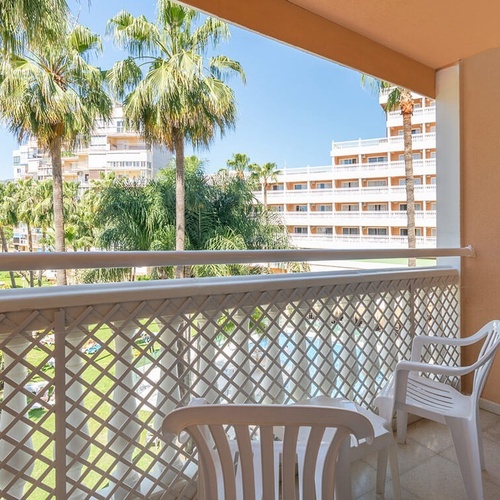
(255, 91, 436, 249)
(12, 106, 171, 185)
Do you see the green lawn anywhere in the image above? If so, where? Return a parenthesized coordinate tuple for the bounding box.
(3, 326, 161, 499)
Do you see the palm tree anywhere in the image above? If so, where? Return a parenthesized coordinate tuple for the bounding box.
(0, 181, 19, 288)
(0, 24, 113, 284)
(0, 0, 68, 52)
(226, 153, 251, 178)
(249, 162, 281, 210)
(107, 0, 245, 278)
(362, 78, 416, 266)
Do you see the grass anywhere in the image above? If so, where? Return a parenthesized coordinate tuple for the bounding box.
(2, 325, 161, 499)
(0, 270, 53, 288)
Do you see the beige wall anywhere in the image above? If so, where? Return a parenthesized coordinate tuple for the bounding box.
(461, 47, 500, 399)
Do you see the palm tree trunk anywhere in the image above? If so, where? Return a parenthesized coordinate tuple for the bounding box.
(0, 227, 17, 288)
(27, 222, 34, 287)
(262, 180, 268, 210)
(174, 128, 185, 279)
(50, 135, 67, 285)
(401, 89, 416, 267)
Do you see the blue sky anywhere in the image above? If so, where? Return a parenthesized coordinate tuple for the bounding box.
(0, 0, 387, 179)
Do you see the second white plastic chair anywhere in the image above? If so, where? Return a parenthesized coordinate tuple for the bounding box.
(375, 319, 500, 500)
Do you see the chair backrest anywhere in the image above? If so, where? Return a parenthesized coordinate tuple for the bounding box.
(162, 404, 374, 500)
(471, 320, 500, 400)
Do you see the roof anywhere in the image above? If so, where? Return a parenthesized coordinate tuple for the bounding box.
(180, 0, 500, 98)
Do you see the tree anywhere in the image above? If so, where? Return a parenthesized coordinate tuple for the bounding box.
(91, 157, 295, 281)
(0, 0, 68, 53)
(362, 78, 416, 266)
(0, 181, 19, 288)
(0, 24, 113, 284)
(249, 162, 281, 210)
(226, 153, 251, 178)
(107, 0, 245, 278)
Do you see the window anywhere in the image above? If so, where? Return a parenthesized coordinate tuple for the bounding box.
(342, 204, 359, 211)
(270, 206, 284, 212)
(429, 177, 437, 185)
(84, 174, 89, 182)
(272, 184, 284, 191)
(294, 184, 307, 190)
(13, 156, 20, 165)
(398, 153, 422, 161)
(399, 203, 422, 211)
(316, 182, 331, 189)
(399, 178, 422, 185)
(368, 228, 387, 236)
(116, 120, 124, 133)
(340, 181, 359, 188)
(367, 204, 388, 211)
(430, 202, 437, 210)
(366, 180, 387, 187)
(430, 151, 437, 158)
(367, 156, 387, 163)
(339, 158, 357, 165)
(318, 205, 331, 212)
(295, 205, 307, 212)
(294, 227, 308, 234)
(317, 227, 333, 235)
(342, 227, 359, 235)
(400, 228, 422, 236)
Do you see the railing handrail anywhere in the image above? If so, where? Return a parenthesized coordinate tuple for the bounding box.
(0, 246, 475, 272)
(0, 266, 458, 319)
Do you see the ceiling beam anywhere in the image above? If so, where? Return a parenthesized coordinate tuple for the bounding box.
(179, 0, 436, 97)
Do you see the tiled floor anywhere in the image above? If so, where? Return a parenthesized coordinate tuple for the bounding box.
(353, 409, 500, 499)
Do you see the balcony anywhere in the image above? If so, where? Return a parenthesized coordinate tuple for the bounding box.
(0, 249, 472, 498)
(284, 210, 436, 228)
(290, 234, 437, 249)
(330, 133, 436, 156)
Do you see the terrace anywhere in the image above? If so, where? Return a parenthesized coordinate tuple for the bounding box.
(4, 0, 500, 498)
(1, 247, 495, 499)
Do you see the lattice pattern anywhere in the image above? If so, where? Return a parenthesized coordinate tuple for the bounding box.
(0, 269, 459, 499)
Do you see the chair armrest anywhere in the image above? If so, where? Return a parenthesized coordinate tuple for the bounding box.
(395, 360, 474, 377)
(411, 333, 479, 361)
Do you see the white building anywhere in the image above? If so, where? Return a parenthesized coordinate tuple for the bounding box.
(12, 106, 171, 185)
(254, 91, 436, 249)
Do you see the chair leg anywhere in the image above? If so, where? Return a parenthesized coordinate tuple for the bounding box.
(396, 410, 408, 444)
(376, 449, 388, 495)
(447, 417, 484, 500)
(475, 408, 486, 470)
(388, 444, 402, 500)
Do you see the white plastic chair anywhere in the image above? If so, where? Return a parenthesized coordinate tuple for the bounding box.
(375, 320, 500, 500)
(162, 403, 374, 500)
(294, 395, 401, 500)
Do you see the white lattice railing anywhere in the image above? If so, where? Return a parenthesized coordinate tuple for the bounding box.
(0, 250, 466, 499)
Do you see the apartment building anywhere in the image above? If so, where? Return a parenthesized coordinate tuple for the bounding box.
(255, 91, 436, 249)
(12, 106, 171, 186)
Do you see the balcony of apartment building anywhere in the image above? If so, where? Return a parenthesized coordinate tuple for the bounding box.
(332, 157, 436, 179)
(4, 1, 500, 499)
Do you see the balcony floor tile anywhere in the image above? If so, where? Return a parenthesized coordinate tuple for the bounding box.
(353, 410, 500, 499)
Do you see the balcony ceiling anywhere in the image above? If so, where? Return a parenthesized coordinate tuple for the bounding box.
(288, 0, 500, 70)
(179, 0, 500, 98)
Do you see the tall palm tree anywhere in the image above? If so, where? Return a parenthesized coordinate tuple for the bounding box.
(226, 153, 251, 178)
(362, 77, 416, 266)
(107, 0, 245, 278)
(249, 162, 281, 210)
(0, 24, 113, 284)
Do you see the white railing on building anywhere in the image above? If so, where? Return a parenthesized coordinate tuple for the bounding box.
(0, 249, 470, 498)
(331, 132, 436, 151)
